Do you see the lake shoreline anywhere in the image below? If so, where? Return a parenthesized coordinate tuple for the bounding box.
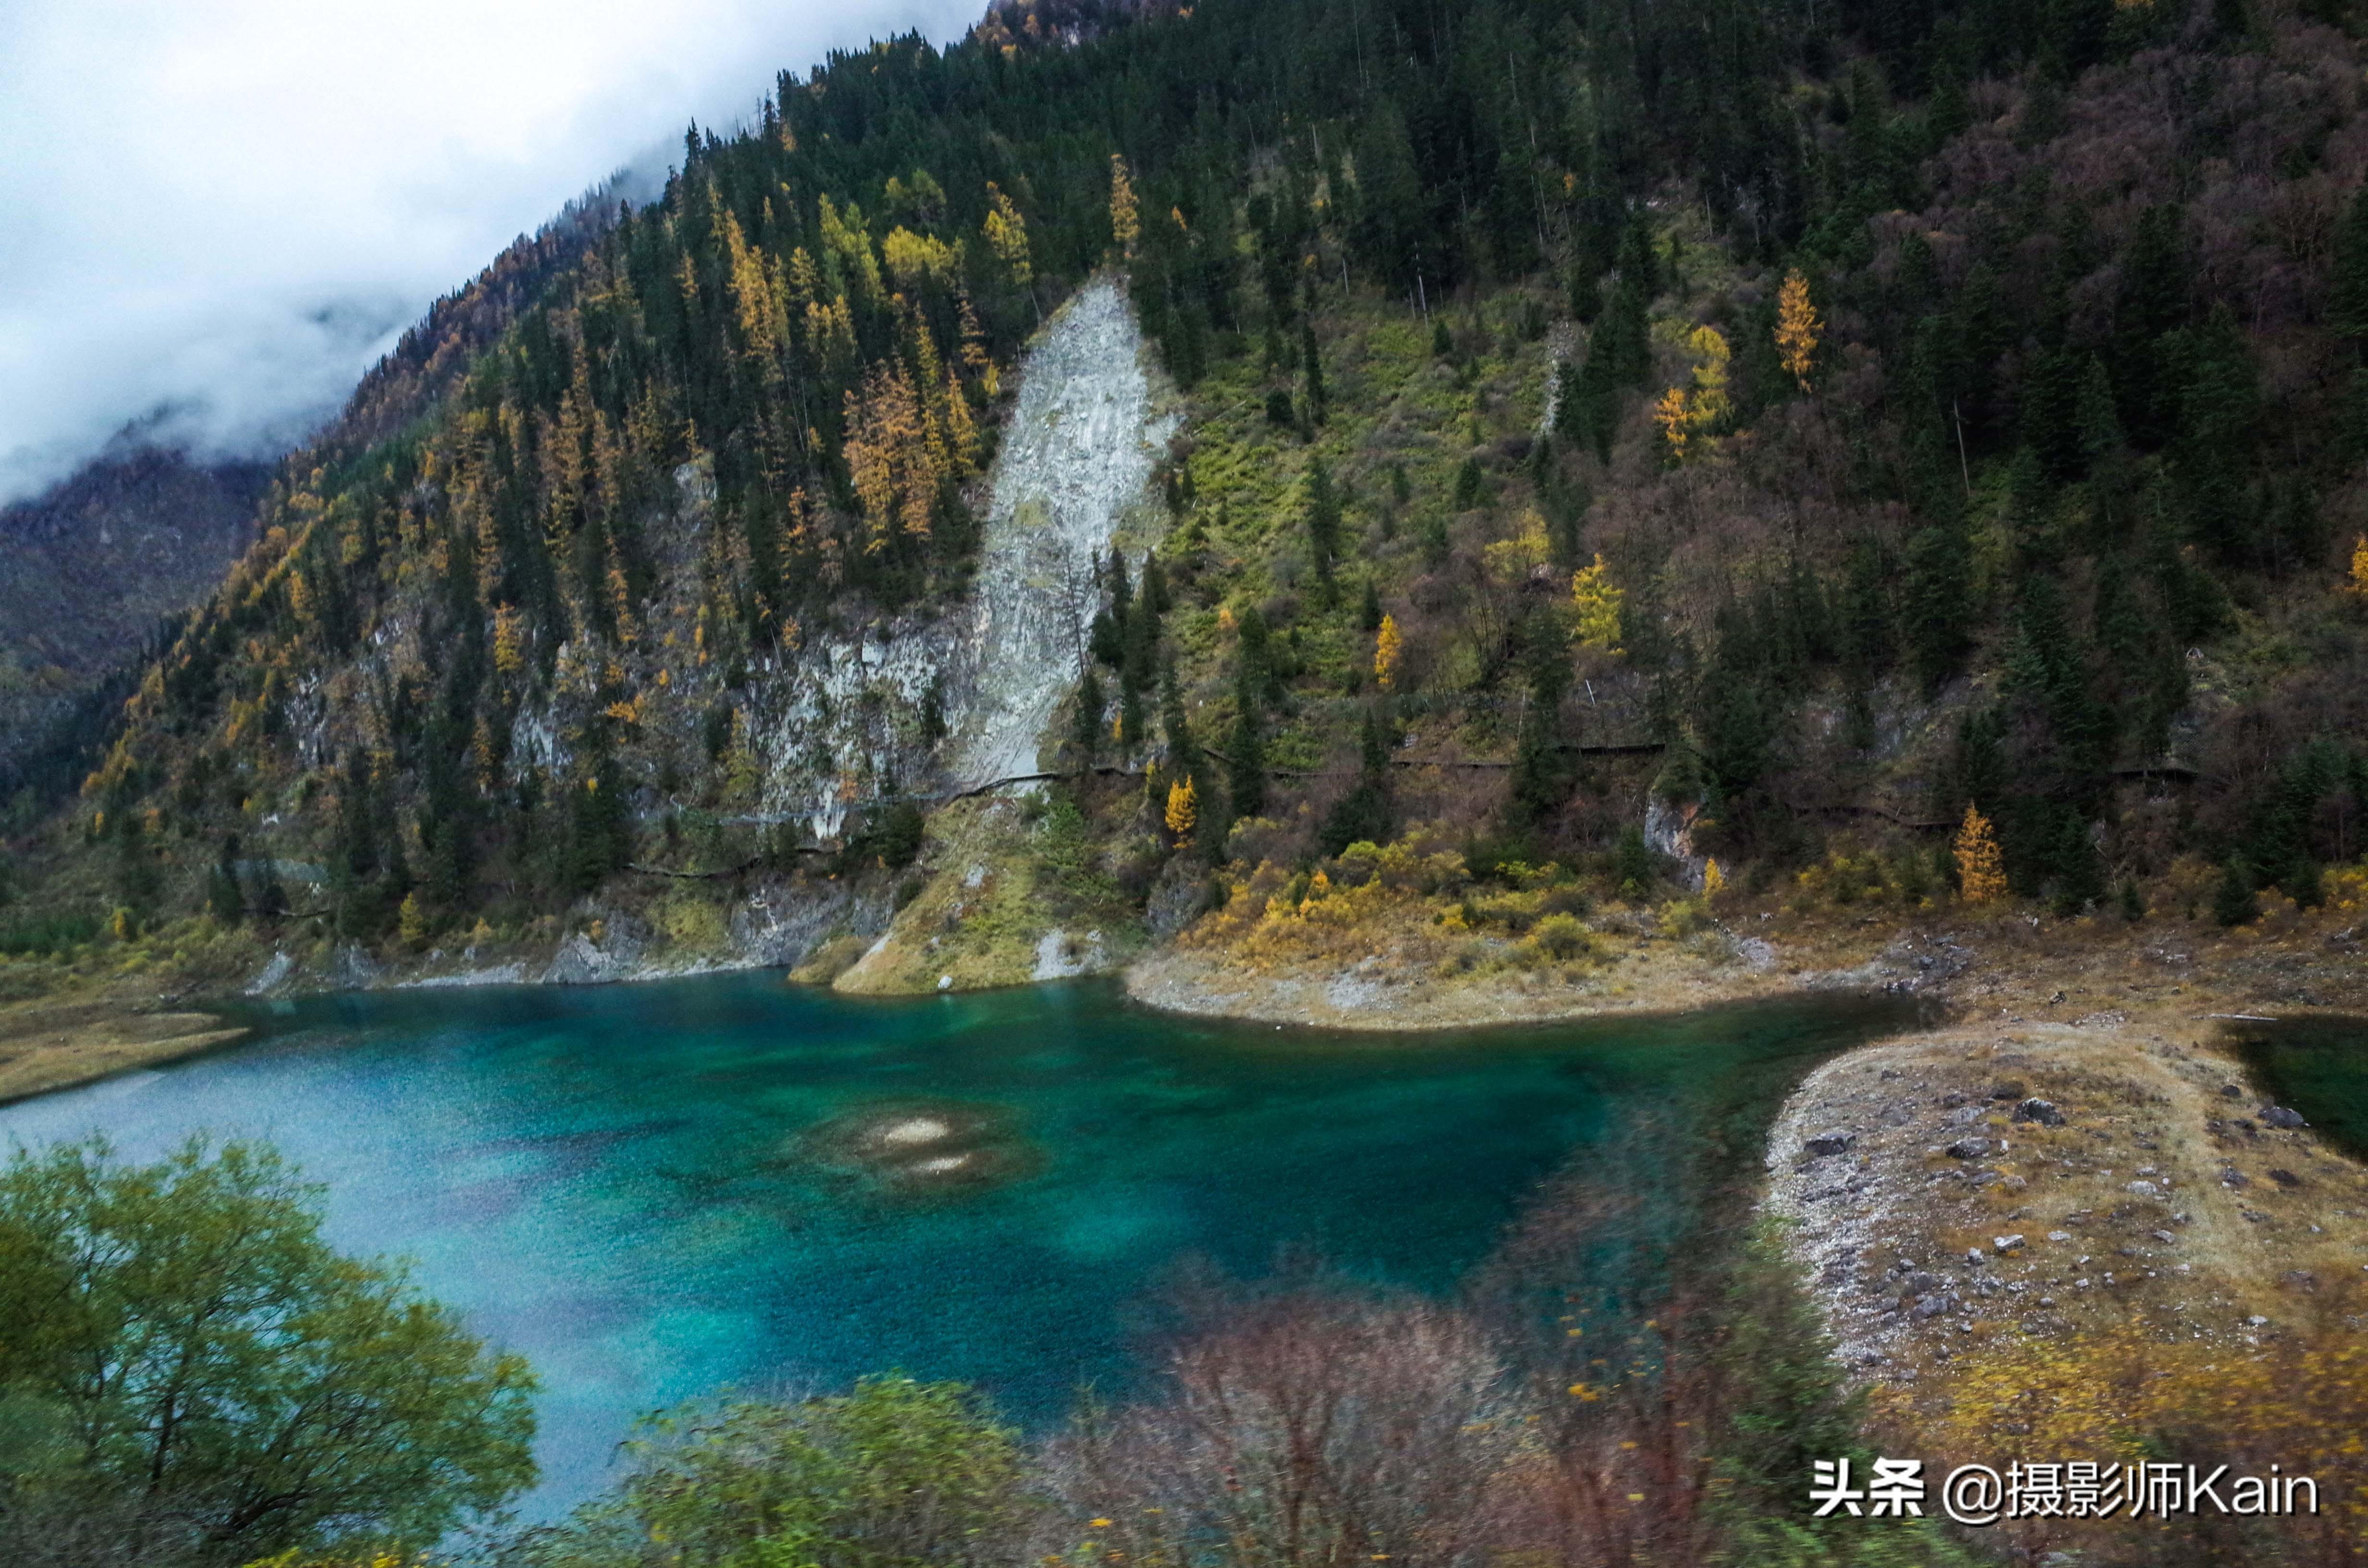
(10, 892, 2365, 1104)
(0, 999, 250, 1108)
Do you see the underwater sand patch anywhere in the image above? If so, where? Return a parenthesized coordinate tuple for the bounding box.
(873, 1116, 953, 1148)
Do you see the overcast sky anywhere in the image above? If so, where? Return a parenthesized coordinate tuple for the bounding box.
(0, 0, 980, 506)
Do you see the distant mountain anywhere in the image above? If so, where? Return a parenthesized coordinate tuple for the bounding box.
(0, 446, 266, 792)
(0, 176, 633, 812)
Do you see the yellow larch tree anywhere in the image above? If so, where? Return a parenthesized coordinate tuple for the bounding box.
(2349, 533, 2368, 597)
(1776, 269, 1821, 392)
(1570, 553, 1625, 653)
(1109, 154, 1141, 258)
(1165, 776, 1198, 845)
(1653, 386, 1690, 463)
(492, 604, 525, 676)
(816, 195, 885, 307)
(1374, 613, 1403, 689)
(397, 892, 429, 949)
(841, 361, 940, 553)
(720, 210, 786, 374)
(881, 227, 960, 292)
(1954, 804, 2009, 903)
(983, 183, 1032, 288)
(1684, 325, 1731, 433)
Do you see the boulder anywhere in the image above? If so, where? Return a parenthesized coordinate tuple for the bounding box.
(1804, 1130, 1856, 1157)
(2268, 1167, 2301, 1188)
(2013, 1097, 2066, 1127)
(2261, 1105, 2307, 1129)
(1945, 1138, 1991, 1160)
(1993, 1234, 2026, 1253)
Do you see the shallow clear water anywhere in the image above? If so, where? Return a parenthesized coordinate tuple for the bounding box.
(0, 974, 1909, 1517)
(2227, 1015, 2368, 1161)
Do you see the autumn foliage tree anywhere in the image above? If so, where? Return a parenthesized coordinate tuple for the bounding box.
(1775, 268, 1820, 391)
(1374, 612, 1402, 689)
(1954, 804, 2008, 903)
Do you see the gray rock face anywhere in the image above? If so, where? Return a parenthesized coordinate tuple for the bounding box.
(1146, 858, 1212, 940)
(951, 277, 1179, 787)
(728, 277, 1176, 843)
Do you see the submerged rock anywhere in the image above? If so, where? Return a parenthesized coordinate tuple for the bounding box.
(791, 1100, 1043, 1200)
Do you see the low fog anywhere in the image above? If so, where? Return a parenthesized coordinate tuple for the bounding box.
(0, 0, 982, 506)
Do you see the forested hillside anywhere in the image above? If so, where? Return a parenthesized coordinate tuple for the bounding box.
(3, 0, 2366, 991)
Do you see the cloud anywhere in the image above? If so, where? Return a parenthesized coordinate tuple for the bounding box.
(0, 0, 982, 505)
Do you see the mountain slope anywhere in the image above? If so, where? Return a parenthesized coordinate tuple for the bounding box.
(0, 0, 2364, 1011)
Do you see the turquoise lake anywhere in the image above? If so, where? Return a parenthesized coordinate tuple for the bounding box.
(0, 974, 1912, 1517)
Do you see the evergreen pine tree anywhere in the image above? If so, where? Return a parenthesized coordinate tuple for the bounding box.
(1903, 521, 1973, 691)
(1600, 282, 1653, 386)
(1452, 457, 1484, 511)
(1119, 673, 1147, 753)
(1615, 214, 1660, 298)
(2212, 854, 2258, 927)
(1073, 669, 1105, 761)
(1158, 657, 1196, 772)
(2335, 184, 2368, 351)
(2075, 354, 2124, 472)
(1226, 664, 1267, 820)
(1507, 611, 1576, 826)
(1306, 458, 1343, 585)
(207, 835, 245, 924)
(1319, 708, 1395, 855)
(1300, 318, 1327, 422)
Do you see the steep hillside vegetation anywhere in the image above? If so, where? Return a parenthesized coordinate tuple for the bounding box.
(2, 0, 2366, 1011)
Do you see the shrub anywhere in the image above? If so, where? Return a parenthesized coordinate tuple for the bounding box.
(1529, 911, 1590, 960)
(1657, 897, 1708, 938)
(521, 1376, 1028, 1568)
